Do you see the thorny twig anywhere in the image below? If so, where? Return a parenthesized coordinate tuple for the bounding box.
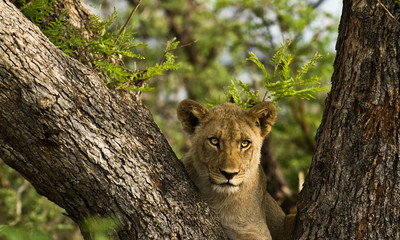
(377, 0, 400, 28)
(115, 0, 143, 44)
(159, 40, 198, 65)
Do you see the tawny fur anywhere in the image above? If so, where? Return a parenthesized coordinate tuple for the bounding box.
(178, 100, 293, 240)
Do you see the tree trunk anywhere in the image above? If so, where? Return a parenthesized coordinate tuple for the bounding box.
(0, 0, 226, 239)
(294, 0, 400, 239)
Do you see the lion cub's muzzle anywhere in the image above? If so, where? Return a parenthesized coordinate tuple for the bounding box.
(209, 168, 245, 192)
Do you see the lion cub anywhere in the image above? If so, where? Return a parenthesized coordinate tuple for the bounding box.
(177, 99, 293, 240)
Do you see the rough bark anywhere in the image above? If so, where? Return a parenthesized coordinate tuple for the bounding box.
(294, 0, 400, 239)
(0, 0, 226, 239)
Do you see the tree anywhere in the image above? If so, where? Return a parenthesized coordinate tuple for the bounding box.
(294, 0, 400, 239)
(0, 0, 226, 239)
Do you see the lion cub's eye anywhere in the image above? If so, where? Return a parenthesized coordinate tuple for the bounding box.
(241, 140, 251, 149)
(209, 137, 219, 146)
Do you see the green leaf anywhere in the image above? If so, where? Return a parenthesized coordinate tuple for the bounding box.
(223, 38, 329, 109)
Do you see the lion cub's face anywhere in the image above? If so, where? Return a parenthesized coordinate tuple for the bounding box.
(194, 116, 261, 193)
(178, 100, 277, 194)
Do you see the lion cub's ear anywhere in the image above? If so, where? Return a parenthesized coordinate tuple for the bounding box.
(177, 99, 209, 134)
(248, 102, 277, 137)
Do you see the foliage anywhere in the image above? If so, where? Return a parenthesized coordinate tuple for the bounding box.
(18, 0, 55, 26)
(17, 0, 180, 91)
(221, 39, 328, 109)
(119, 38, 181, 91)
(224, 77, 260, 109)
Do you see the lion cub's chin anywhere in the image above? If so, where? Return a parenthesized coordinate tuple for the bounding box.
(211, 183, 240, 194)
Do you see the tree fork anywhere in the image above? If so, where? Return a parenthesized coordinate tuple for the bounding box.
(0, 0, 226, 239)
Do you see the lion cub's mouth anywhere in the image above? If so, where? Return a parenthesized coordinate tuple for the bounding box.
(211, 181, 239, 187)
(211, 182, 240, 193)
(209, 173, 243, 193)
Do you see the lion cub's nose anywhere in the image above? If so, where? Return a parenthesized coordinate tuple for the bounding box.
(220, 169, 239, 180)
